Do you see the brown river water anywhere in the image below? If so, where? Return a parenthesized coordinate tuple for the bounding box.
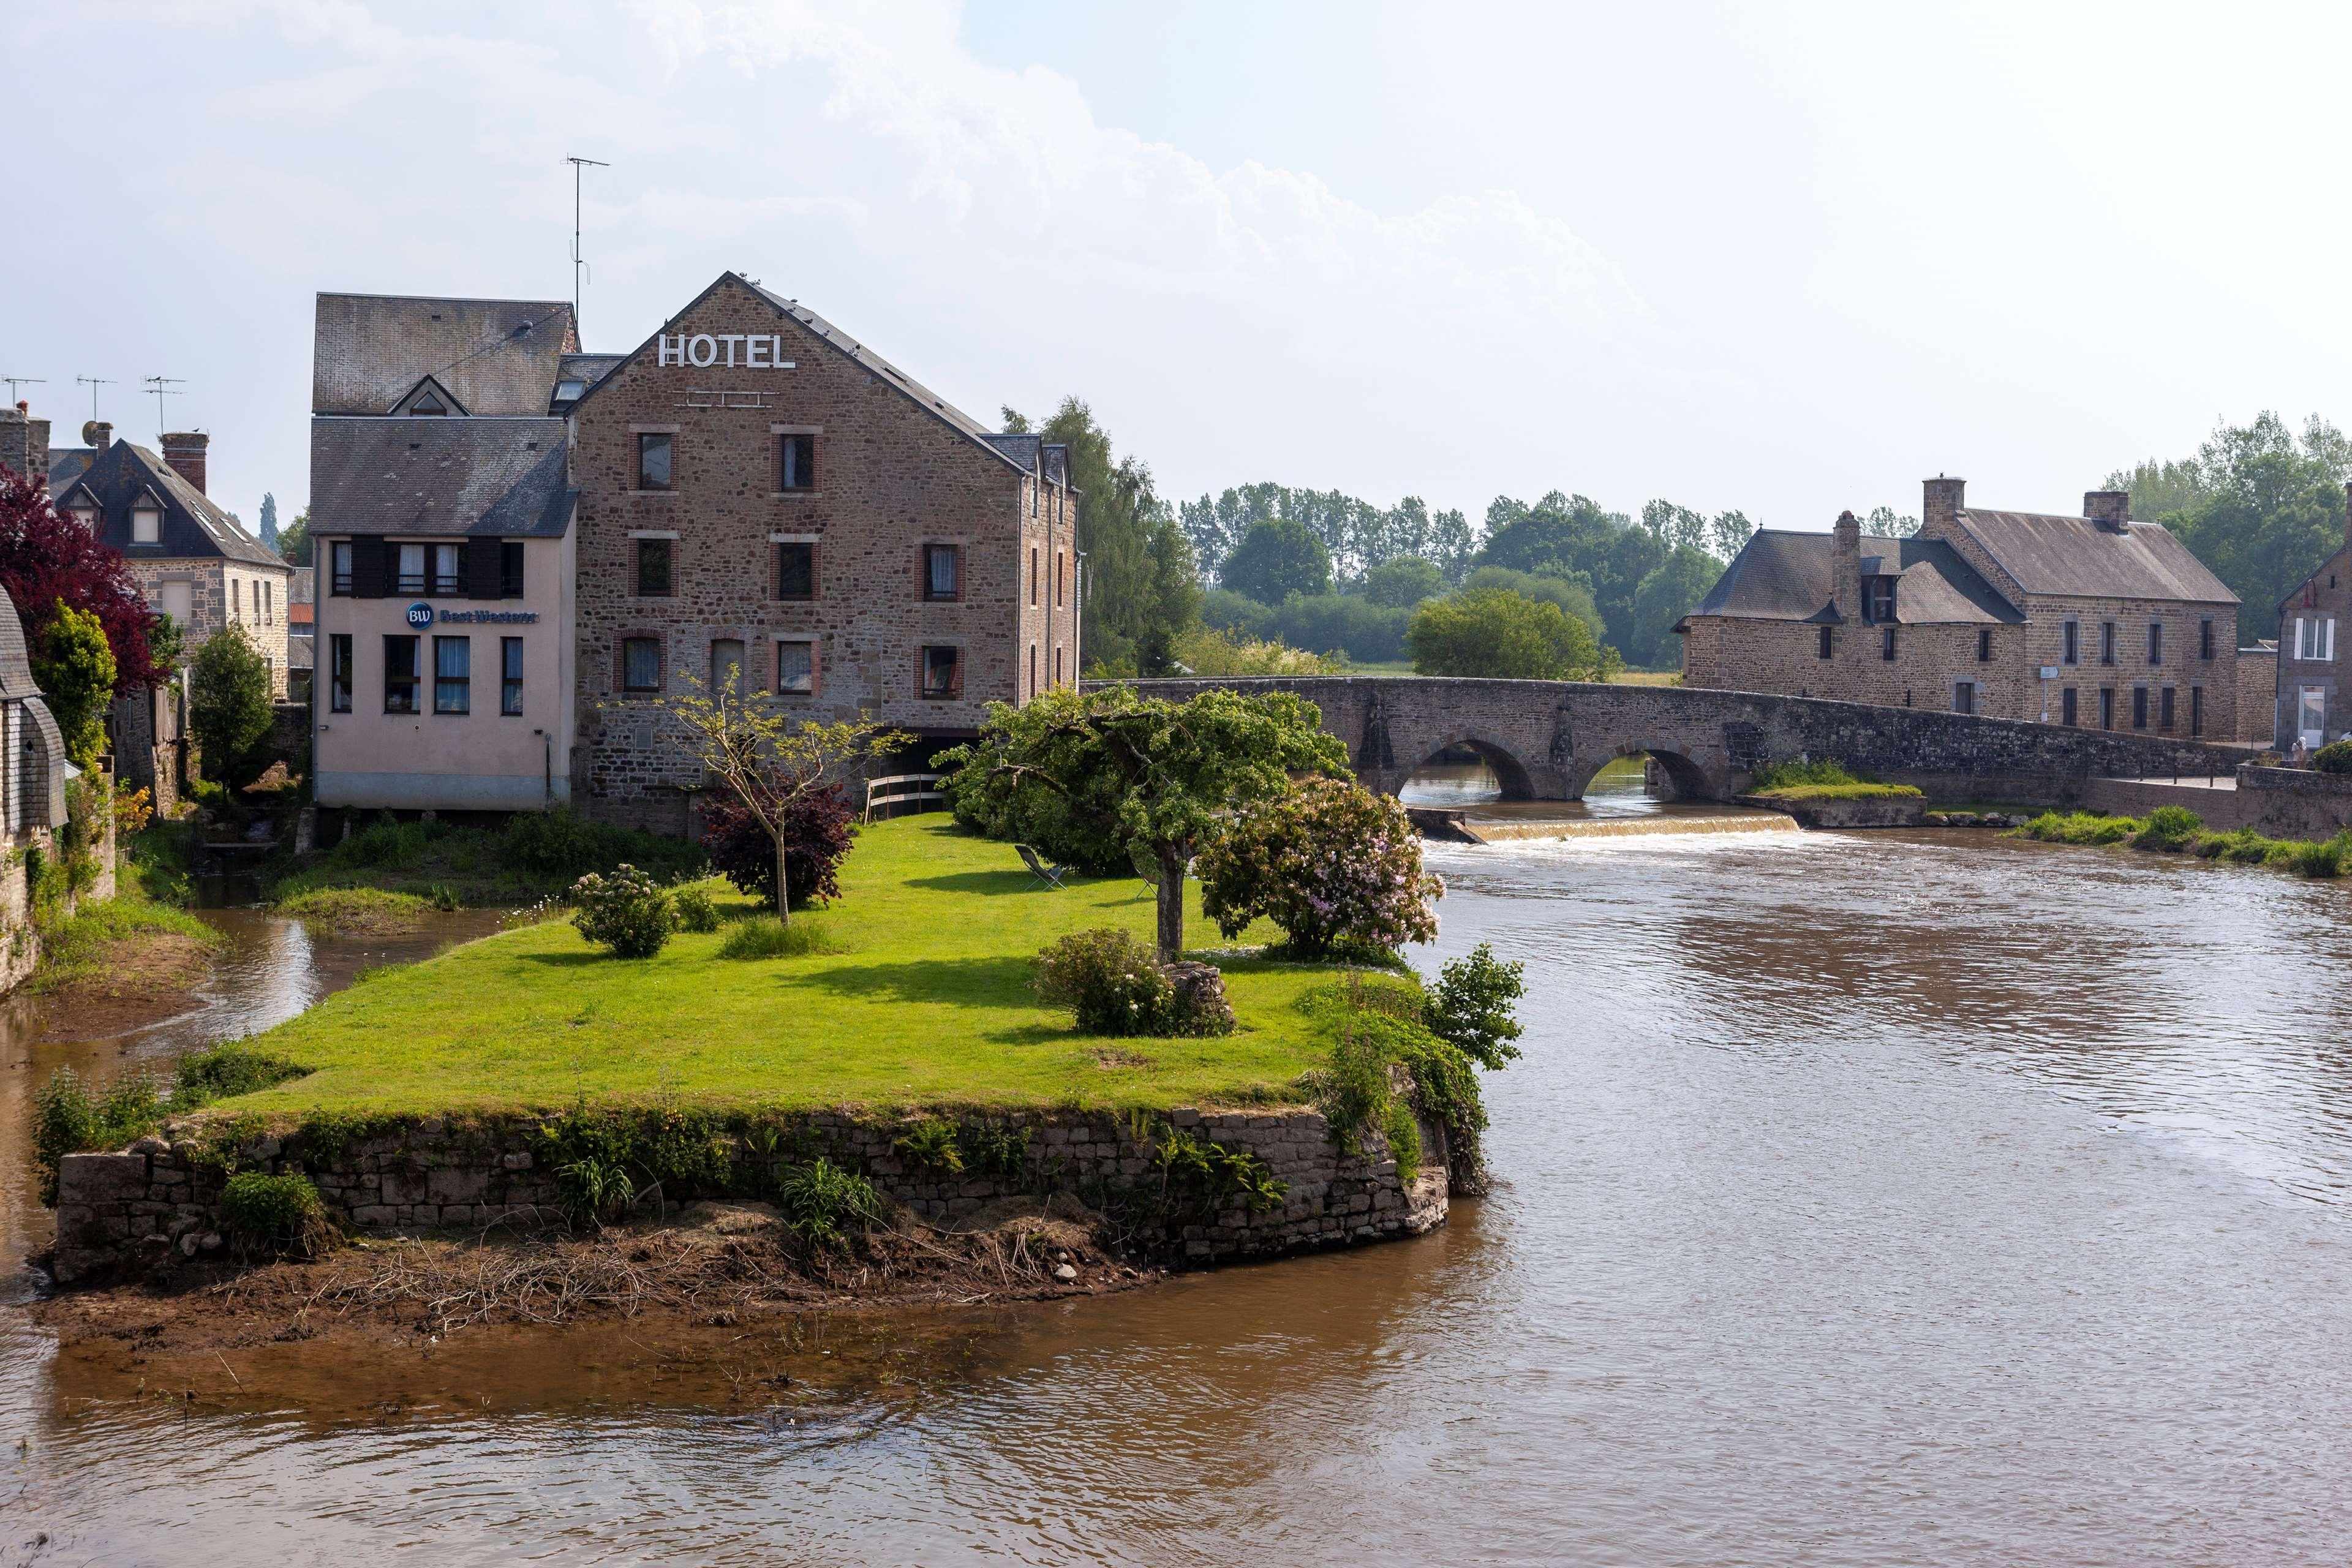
(7, 773, 2352, 1565)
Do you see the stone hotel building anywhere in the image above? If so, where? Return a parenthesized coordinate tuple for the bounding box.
(1678, 478, 2248, 741)
(307, 273, 1080, 827)
(2272, 483, 2352, 751)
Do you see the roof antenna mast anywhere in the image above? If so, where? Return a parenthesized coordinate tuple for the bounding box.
(1, 375, 43, 405)
(142, 375, 185, 440)
(567, 155, 610, 331)
(74, 374, 113, 425)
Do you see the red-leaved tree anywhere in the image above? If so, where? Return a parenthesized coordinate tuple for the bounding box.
(0, 461, 162, 692)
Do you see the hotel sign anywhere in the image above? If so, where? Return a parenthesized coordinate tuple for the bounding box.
(405, 602, 540, 627)
(657, 334, 797, 370)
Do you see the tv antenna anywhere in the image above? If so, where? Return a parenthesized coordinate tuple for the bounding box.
(142, 375, 185, 438)
(567, 154, 609, 330)
(74, 375, 113, 424)
(1, 376, 43, 405)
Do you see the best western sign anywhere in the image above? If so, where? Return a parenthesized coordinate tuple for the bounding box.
(657, 334, 797, 369)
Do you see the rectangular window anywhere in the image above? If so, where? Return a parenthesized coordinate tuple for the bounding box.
(2147, 622, 2163, 665)
(500, 541, 525, 597)
(636, 538, 673, 597)
(1864, 578, 1894, 623)
(2191, 685, 2204, 737)
(1055, 646, 1063, 685)
(2100, 687, 2114, 731)
(2199, 618, 2214, 661)
(2062, 686, 2078, 726)
(777, 639, 816, 695)
(328, 634, 352, 713)
(1817, 625, 1833, 660)
(331, 540, 353, 595)
(2160, 685, 2176, 731)
(2301, 685, 2328, 747)
(778, 432, 815, 491)
(622, 636, 663, 693)
(431, 543, 464, 596)
(2132, 687, 2148, 729)
(1028, 643, 1038, 697)
(1056, 551, 1066, 608)
(2063, 619, 2079, 665)
(776, 542, 815, 600)
(396, 542, 426, 594)
(231, 579, 241, 620)
(383, 635, 419, 714)
(132, 507, 160, 545)
(712, 638, 746, 699)
(637, 432, 674, 491)
(1880, 625, 1897, 662)
(1977, 627, 1992, 663)
(1952, 682, 1976, 715)
(434, 636, 470, 714)
(1030, 547, 1039, 607)
(262, 582, 273, 625)
(924, 543, 960, 601)
(500, 637, 524, 715)
(2100, 620, 2117, 665)
(2294, 616, 2307, 659)
(921, 644, 961, 699)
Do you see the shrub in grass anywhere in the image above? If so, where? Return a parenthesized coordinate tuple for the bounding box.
(569, 865, 676, 958)
(1428, 943, 1528, 1068)
(701, 786, 856, 909)
(2283, 833, 2352, 878)
(2135, 805, 2204, 851)
(1197, 778, 1443, 958)
(774, 1158, 879, 1248)
(178, 1044, 308, 1101)
(715, 914, 845, 960)
(32, 1068, 164, 1206)
(1034, 928, 1175, 1035)
(671, 884, 721, 933)
(2315, 740, 2352, 775)
(219, 1172, 331, 1253)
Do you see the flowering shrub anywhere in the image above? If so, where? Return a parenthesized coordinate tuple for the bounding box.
(1197, 778, 1442, 957)
(570, 864, 677, 958)
(701, 785, 855, 908)
(671, 883, 721, 933)
(1034, 928, 1176, 1036)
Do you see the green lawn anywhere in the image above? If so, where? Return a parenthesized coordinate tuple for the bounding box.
(216, 818, 1338, 1120)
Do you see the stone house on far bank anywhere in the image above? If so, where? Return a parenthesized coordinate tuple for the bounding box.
(1678, 477, 2247, 742)
(2273, 483, 2352, 752)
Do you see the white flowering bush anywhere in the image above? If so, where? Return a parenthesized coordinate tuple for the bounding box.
(1197, 778, 1443, 958)
(570, 864, 677, 959)
(1033, 928, 1177, 1036)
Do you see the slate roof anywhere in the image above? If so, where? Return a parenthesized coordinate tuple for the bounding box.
(313, 293, 579, 417)
(0, 579, 40, 698)
(550, 353, 627, 411)
(46, 448, 93, 493)
(1688, 530, 2022, 627)
(55, 442, 286, 569)
(309, 417, 575, 538)
(1953, 509, 2236, 605)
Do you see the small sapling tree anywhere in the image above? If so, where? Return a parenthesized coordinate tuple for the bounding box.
(189, 624, 274, 788)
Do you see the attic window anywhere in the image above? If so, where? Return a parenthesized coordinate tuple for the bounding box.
(555, 379, 586, 401)
(132, 505, 162, 545)
(410, 390, 448, 416)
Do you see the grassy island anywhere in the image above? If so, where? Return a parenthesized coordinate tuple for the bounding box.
(211, 816, 1334, 1120)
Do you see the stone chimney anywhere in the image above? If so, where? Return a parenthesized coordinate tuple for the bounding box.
(0, 402, 48, 488)
(1832, 509, 1863, 623)
(87, 420, 110, 453)
(2083, 490, 2130, 533)
(162, 431, 209, 494)
(1922, 475, 1966, 537)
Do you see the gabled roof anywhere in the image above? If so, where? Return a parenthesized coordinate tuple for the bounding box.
(313, 293, 578, 417)
(1687, 530, 2022, 626)
(0, 579, 39, 697)
(46, 448, 94, 494)
(1954, 508, 2236, 605)
(67, 441, 285, 568)
(391, 373, 469, 417)
(550, 353, 627, 412)
(309, 417, 575, 538)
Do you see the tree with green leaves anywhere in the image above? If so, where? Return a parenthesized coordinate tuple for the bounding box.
(1005, 399, 1200, 676)
(1629, 544, 1724, 669)
(1363, 554, 1446, 609)
(939, 684, 1346, 962)
(257, 492, 279, 553)
(1476, 491, 1666, 657)
(1221, 516, 1332, 603)
(31, 605, 115, 771)
(1407, 587, 1621, 681)
(189, 624, 274, 787)
(278, 507, 312, 567)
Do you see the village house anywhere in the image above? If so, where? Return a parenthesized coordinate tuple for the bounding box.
(1678, 477, 2247, 741)
(2272, 483, 2352, 752)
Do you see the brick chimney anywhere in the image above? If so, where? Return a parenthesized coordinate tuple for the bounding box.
(0, 402, 47, 488)
(87, 420, 111, 453)
(1922, 475, 1966, 537)
(162, 431, 208, 494)
(2083, 489, 2130, 533)
(1832, 509, 1863, 623)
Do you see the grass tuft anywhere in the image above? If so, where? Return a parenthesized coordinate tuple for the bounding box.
(714, 914, 848, 960)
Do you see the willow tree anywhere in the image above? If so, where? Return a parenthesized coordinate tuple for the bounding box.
(663, 679, 903, 922)
(940, 685, 1346, 962)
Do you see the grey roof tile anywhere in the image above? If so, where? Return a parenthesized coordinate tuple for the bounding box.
(1955, 508, 2237, 604)
(313, 293, 579, 416)
(1691, 530, 2022, 625)
(309, 418, 574, 538)
(56, 442, 286, 569)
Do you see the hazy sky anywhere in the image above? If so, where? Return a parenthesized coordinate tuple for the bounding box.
(11, 1, 2346, 539)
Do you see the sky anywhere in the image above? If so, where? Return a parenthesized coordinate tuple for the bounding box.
(9, 1, 2348, 541)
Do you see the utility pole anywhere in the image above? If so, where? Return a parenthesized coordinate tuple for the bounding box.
(1, 375, 43, 405)
(567, 154, 609, 330)
(74, 374, 113, 426)
(142, 375, 185, 439)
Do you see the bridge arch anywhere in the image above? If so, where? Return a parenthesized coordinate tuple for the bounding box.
(1567, 742, 1719, 802)
(1402, 733, 1539, 801)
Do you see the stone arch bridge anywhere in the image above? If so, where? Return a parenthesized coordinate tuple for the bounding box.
(1121, 677, 2245, 802)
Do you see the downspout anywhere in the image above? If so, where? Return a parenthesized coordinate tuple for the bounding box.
(1074, 549, 1087, 683)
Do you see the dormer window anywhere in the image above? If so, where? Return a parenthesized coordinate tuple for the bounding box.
(132, 504, 162, 545)
(554, 379, 586, 402)
(69, 504, 97, 532)
(1863, 576, 1895, 623)
(410, 391, 448, 415)
(393, 375, 466, 417)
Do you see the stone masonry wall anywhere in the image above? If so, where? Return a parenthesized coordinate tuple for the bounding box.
(568, 276, 1079, 829)
(50, 1104, 1447, 1286)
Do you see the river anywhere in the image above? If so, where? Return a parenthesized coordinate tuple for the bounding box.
(7, 791, 2352, 1564)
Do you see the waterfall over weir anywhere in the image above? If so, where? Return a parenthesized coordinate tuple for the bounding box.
(1401, 753, 1801, 845)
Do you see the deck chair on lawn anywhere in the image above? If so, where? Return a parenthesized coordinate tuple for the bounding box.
(1017, 843, 1069, 891)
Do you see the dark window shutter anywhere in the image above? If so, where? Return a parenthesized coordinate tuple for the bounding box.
(353, 536, 390, 598)
(467, 537, 502, 600)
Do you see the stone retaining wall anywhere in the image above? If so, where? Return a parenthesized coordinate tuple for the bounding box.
(2075, 766, 2352, 839)
(50, 1104, 1447, 1286)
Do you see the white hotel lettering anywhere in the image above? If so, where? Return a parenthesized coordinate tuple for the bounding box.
(658, 333, 793, 369)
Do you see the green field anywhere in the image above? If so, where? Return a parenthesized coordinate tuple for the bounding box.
(215, 817, 1340, 1120)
